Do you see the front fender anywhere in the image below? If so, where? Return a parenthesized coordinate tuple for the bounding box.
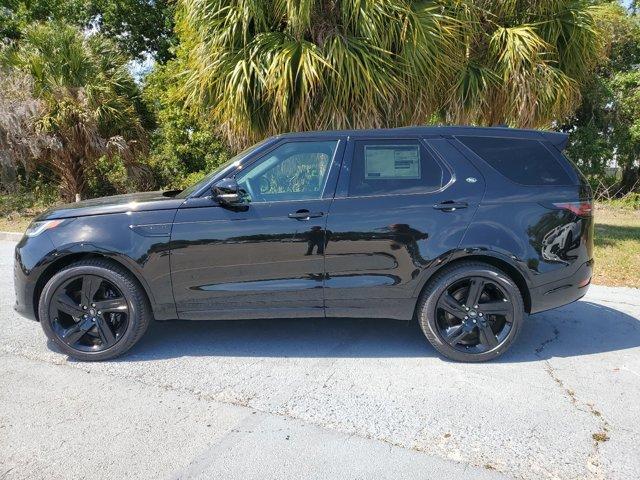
(45, 210, 178, 320)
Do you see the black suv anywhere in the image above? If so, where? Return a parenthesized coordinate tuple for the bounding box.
(14, 126, 594, 362)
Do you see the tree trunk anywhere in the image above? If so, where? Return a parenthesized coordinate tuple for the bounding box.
(58, 154, 86, 203)
(620, 163, 640, 194)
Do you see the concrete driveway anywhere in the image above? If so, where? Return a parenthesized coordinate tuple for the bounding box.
(1, 239, 639, 480)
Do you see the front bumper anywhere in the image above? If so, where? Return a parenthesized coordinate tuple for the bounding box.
(529, 259, 593, 314)
(13, 233, 57, 322)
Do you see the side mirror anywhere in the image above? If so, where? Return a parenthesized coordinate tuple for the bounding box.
(212, 178, 247, 206)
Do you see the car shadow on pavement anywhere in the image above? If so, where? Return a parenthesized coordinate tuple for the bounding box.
(501, 300, 640, 363)
(114, 299, 640, 363)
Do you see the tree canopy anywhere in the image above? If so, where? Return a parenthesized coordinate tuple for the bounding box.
(176, 0, 604, 148)
(3, 22, 150, 200)
(0, 0, 638, 200)
(0, 0, 174, 61)
(562, 1, 640, 193)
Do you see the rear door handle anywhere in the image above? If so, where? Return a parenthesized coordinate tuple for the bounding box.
(288, 209, 324, 220)
(433, 201, 468, 212)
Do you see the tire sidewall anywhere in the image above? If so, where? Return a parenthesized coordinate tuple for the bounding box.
(419, 265, 525, 362)
(39, 264, 140, 360)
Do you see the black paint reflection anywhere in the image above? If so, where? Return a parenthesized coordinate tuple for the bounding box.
(305, 226, 327, 256)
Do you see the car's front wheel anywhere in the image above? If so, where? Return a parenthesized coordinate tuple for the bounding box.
(417, 262, 525, 362)
(38, 259, 151, 361)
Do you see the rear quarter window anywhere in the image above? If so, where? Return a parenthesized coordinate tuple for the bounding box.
(457, 136, 572, 186)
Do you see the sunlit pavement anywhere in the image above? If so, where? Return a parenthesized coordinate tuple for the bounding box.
(1, 240, 639, 480)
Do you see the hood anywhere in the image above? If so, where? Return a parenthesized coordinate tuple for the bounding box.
(36, 191, 185, 221)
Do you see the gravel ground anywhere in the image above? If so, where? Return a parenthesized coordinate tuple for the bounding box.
(1, 240, 639, 480)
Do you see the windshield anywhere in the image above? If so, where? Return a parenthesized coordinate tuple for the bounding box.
(176, 139, 271, 198)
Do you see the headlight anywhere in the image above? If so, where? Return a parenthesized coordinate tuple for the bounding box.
(25, 219, 66, 237)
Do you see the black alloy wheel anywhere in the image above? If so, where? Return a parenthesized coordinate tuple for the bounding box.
(49, 274, 129, 352)
(39, 259, 151, 361)
(418, 262, 524, 362)
(435, 276, 513, 354)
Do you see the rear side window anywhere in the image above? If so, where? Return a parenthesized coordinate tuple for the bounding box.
(348, 139, 449, 196)
(457, 136, 571, 186)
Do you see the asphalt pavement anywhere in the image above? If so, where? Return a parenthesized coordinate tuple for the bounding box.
(1, 240, 639, 480)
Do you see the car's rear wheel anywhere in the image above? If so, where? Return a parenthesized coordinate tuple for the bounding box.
(38, 259, 151, 361)
(417, 262, 524, 362)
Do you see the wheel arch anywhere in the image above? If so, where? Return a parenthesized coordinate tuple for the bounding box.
(33, 252, 155, 321)
(415, 253, 532, 315)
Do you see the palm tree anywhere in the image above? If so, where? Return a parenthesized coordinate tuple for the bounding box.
(447, 1, 604, 127)
(4, 22, 149, 201)
(0, 68, 51, 189)
(176, 0, 604, 149)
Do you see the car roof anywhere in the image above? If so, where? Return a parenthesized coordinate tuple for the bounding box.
(275, 125, 569, 149)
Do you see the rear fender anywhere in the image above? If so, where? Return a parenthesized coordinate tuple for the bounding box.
(412, 249, 533, 313)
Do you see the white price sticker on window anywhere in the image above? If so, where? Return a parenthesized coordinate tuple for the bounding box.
(364, 145, 421, 180)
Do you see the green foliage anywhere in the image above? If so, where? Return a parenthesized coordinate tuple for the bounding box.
(562, 2, 640, 194)
(3, 22, 150, 201)
(88, 0, 175, 62)
(564, 74, 615, 177)
(0, 173, 59, 216)
(599, 193, 640, 210)
(1, 0, 174, 61)
(175, 0, 604, 149)
(0, 0, 88, 42)
(85, 155, 141, 197)
(1, 0, 634, 203)
(143, 59, 230, 190)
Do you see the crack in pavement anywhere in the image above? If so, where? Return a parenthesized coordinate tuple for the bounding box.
(535, 327, 560, 355)
(534, 329, 612, 480)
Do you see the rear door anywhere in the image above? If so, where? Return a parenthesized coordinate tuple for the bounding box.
(324, 136, 485, 320)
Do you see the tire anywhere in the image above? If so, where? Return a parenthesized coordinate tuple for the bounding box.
(38, 259, 152, 361)
(417, 262, 524, 362)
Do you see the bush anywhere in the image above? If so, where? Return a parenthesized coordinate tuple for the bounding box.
(146, 124, 230, 190)
(0, 174, 59, 218)
(143, 59, 231, 191)
(86, 155, 132, 197)
(599, 193, 640, 210)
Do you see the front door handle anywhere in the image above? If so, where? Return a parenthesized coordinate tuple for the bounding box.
(288, 209, 324, 220)
(433, 201, 468, 212)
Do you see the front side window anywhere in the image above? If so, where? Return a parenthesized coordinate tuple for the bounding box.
(236, 140, 338, 202)
(177, 138, 272, 198)
(348, 139, 449, 196)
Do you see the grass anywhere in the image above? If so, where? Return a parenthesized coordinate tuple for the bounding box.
(593, 204, 640, 287)
(0, 214, 36, 232)
(1, 192, 638, 287)
(0, 190, 59, 232)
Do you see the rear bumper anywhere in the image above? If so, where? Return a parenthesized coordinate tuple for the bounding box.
(529, 259, 593, 314)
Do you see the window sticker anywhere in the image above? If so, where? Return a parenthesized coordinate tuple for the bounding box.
(364, 145, 421, 180)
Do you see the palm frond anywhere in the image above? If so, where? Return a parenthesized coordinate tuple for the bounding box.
(6, 22, 148, 200)
(176, 0, 604, 147)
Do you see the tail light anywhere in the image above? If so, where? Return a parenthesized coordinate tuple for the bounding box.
(577, 276, 591, 288)
(552, 201, 593, 216)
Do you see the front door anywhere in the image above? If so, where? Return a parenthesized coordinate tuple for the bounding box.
(170, 138, 344, 320)
(324, 137, 485, 320)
